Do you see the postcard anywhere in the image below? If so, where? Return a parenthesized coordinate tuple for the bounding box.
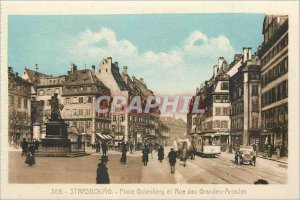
(0, 1, 299, 199)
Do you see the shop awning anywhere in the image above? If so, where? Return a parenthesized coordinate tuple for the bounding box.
(114, 135, 124, 141)
(96, 133, 113, 140)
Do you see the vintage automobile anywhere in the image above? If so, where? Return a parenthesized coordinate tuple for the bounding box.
(235, 145, 256, 166)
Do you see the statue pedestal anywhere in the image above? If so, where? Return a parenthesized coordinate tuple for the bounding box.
(39, 120, 71, 157)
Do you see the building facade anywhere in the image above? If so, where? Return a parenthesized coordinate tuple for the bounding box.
(259, 15, 288, 156)
(8, 67, 32, 146)
(229, 48, 261, 146)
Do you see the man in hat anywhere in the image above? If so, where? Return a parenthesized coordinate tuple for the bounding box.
(96, 155, 110, 184)
(168, 148, 177, 173)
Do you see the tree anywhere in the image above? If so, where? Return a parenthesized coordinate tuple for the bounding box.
(9, 109, 28, 146)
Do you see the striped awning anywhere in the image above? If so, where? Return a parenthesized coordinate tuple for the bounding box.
(96, 133, 113, 140)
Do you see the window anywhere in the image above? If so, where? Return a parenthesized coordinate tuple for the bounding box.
(215, 108, 221, 116)
(79, 109, 83, 116)
(221, 121, 228, 128)
(86, 109, 91, 116)
(252, 117, 259, 129)
(113, 115, 117, 122)
(87, 97, 92, 103)
(221, 82, 229, 90)
(39, 90, 45, 96)
(24, 99, 28, 109)
(73, 109, 77, 116)
(252, 99, 259, 112)
(55, 88, 60, 94)
(222, 95, 229, 102)
(214, 95, 221, 102)
(73, 121, 77, 127)
(46, 89, 51, 95)
(222, 107, 229, 116)
(17, 97, 22, 108)
(10, 96, 14, 106)
(72, 97, 78, 104)
(252, 85, 258, 96)
(120, 114, 125, 122)
(66, 98, 70, 104)
(79, 97, 83, 103)
(214, 120, 220, 128)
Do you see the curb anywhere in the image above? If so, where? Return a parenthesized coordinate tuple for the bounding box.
(257, 156, 288, 164)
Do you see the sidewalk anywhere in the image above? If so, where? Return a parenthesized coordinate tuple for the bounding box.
(257, 152, 288, 164)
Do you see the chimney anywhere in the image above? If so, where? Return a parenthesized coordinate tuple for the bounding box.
(140, 78, 144, 84)
(243, 47, 252, 63)
(213, 65, 218, 77)
(107, 57, 112, 65)
(123, 66, 128, 75)
(91, 65, 95, 74)
(16, 72, 18, 76)
(218, 57, 224, 69)
(67, 71, 71, 75)
(70, 63, 77, 74)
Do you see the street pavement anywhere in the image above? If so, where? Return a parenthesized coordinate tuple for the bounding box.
(8, 148, 287, 184)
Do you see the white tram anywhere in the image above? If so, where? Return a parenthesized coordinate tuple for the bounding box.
(195, 133, 221, 157)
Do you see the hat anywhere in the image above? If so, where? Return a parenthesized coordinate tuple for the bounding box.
(100, 155, 109, 162)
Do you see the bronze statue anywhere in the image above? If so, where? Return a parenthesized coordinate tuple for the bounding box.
(49, 93, 63, 121)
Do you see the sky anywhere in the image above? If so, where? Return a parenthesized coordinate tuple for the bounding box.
(8, 14, 264, 97)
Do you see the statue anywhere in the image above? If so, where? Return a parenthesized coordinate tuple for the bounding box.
(49, 93, 63, 121)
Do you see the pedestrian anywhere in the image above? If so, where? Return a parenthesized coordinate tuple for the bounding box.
(120, 142, 127, 164)
(142, 145, 150, 166)
(102, 141, 108, 156)
(158, 145, 164, 162)
(276, 146, 281, 159)
(34, 139, 40, 153)
(267, 145, 272, 158)
(181, 147, 188, 167)
(21, 138, 28, 157)
(168, 148, 177, 173)
(96, 155, 110, 184)
(149, 142, 154, 159)
(229, 144, 233, 154)
(252, 153, 256, 166)
(25, 143, 36, 166)
(130, 142, 134, 154)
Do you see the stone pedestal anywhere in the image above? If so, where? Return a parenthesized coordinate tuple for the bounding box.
(40, 120, 71, 156)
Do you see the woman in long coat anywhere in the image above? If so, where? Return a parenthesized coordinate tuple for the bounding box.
(142, 145, 150, 166)
(120, 142, 127, 164)
(168, 148, 177, 173)
(25, 143, 36, 166)
(96, 156, 110, 184)
(157, 145, 164, 162)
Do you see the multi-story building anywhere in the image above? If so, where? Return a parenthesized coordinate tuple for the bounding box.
(8, 67, 32, 146)
(229, 48, 261, 146)
(23, 64, 111, 143)
(259, 15, 288, 156)
(160, 116, 186, 143)
(61, 64, 111, 143)
(96, 57, 132, 142)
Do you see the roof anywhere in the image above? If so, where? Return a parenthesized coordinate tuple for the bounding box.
(160, 117, 187, 126)
(132, 77, 153, 97)
(111, 63, 129, 91)
(62, 69, 110, 95)
(24, 68, 50, 84)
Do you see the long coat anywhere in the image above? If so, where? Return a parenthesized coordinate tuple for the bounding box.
(142, 147, 150, 163)
(96, 163, 110, 184)
(168, 150, 177, 165)
(25, 145, 36, 165)
(158, 146, 164, 161)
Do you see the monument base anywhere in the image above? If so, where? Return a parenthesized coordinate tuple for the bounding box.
(37, 120, 87, 157)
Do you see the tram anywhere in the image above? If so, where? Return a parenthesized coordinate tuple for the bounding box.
(195, 133, 221, 157)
